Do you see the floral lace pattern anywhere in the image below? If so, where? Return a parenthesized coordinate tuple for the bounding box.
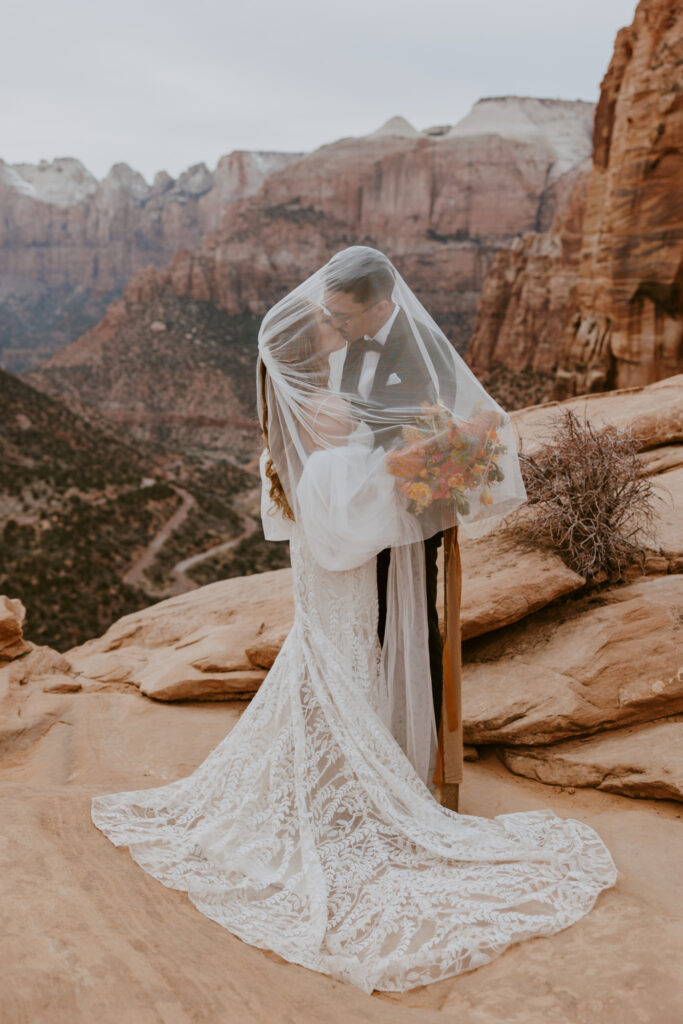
(91, 526, 618, 994)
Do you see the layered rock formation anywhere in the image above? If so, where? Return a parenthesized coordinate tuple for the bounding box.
(0, 150, 301, 372)
(124, 97, 594, 352)
(467, 0, 683, 397)
(467, 166, 590, 376)
(2, 378, 683, 1021)
(557, 0, 683, 395)
(7, 375, 681, 796)
(499, 717, 683, 802)
(23, 97, 595, 446)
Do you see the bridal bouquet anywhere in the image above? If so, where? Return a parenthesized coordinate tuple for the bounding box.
(385, 402, 507, 515)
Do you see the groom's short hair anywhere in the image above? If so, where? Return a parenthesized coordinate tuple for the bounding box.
(324, 249, 395, 305)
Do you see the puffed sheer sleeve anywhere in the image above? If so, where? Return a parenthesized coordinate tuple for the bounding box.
(294, 440, 421, 571)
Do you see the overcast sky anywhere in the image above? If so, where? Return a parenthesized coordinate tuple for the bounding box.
(4, 0, 638, 184)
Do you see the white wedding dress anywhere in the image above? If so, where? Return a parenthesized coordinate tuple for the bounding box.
(91, 446, 618, 994)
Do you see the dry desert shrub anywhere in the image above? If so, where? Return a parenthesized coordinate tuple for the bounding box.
(518, 409, 658, 580)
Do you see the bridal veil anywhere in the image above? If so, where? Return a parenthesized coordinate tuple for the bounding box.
(257, 246, 527, 786)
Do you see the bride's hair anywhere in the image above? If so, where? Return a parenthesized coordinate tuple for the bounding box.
(258, 304, 331, 523)
(258, 355, 295, 522)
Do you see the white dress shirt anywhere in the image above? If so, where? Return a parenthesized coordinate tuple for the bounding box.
(357, 304, 399, 400)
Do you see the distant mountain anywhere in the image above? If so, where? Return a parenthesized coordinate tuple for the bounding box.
(25, 95, 595, 447)
(0, 149, 302, 372)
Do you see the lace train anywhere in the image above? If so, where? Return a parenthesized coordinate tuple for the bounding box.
(91, 526, 618, 994)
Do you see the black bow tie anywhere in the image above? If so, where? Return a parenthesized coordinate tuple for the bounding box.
(358, 336, 385, 355)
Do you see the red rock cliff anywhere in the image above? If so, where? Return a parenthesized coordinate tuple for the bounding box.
(557, 0, 683, 395)
(121, 98, 595, 355)
(467, 0, 682, 397)
(467, 163, 590, 376)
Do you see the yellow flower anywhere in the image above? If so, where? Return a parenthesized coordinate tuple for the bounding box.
(407, 482, 432, 507)
(480, 488, 494, 506)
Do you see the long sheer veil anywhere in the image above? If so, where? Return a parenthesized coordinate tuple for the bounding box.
(257, 246, 527, 786)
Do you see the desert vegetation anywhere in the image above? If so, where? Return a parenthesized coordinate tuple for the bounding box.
(519, 409, 658, 579)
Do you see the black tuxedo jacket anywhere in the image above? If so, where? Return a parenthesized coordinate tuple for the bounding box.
(340, 308, 457, 449)
(340, 307, 450, 721)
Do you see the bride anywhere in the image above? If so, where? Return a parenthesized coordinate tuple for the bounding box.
(91, 247, 618, 994)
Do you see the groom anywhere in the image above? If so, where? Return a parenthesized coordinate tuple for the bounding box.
(322, 251, 455, 735)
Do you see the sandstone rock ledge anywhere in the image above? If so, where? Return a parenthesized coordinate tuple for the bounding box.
(463, 576, 683, 748)
(1, 429, 682, 1021)
(498, 716, 683, 802)
(0, 692, 682, 1023)
(58, 527, 584, 703)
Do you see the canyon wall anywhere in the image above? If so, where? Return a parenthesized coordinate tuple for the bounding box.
(467, 0, 683, 396)
(467, 163, 590, 376)
(556, 0, 683, 395)
(118, 97, 596, 355)
(0, 150, 300, 371)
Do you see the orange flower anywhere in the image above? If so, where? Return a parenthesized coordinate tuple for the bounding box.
(386, 444, 427, 480)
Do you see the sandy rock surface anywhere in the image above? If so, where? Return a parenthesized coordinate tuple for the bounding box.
(641, 465, 683, 559)
(462, 576, 683, 746)
(67, 567, 294, 701)
(1, 680, 681, 1024)
(455, 530, 585, 640)
(57, 527, 585, 701)
(512, 373, 683, 454)
(498, 716, 683, 802)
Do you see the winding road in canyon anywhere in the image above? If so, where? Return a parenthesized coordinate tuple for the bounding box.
(122, 484, 258, 599)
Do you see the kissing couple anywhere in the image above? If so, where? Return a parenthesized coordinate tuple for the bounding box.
(91, 246, 618, 994)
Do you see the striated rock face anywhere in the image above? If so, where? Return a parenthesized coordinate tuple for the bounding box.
(0, 151, 301, 372)
(556, 0, 683, 396)
(468, 0, 683, 397)
(43, 99, 592, 345)
(134, 98, 594, 355)
(511, 372, 683, 454)
(467, 166, 590, 376)
(24, 98, 595, 440)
